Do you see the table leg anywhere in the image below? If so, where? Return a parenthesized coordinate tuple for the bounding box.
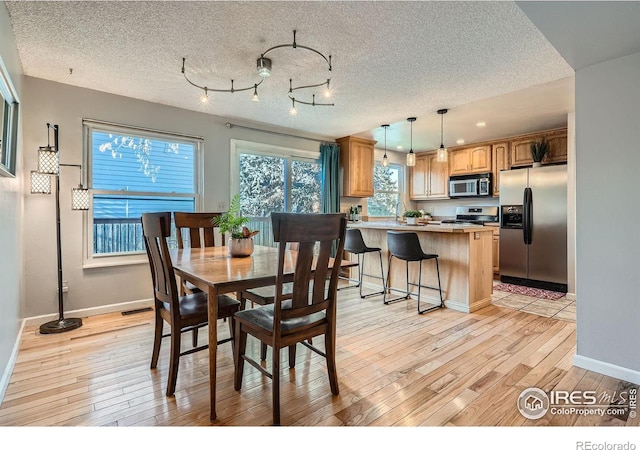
(208, 285, 218, 421)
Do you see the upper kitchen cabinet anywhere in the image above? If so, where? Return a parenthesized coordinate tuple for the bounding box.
(510, 128, 568, 167)
(491, 142, 510, 197)
(337, 136, 377, 197)
(448, 145, 492, 176)
(410, 152, 449, 200)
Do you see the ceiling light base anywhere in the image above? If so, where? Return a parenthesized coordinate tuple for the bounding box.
(437, 109, 448, 115)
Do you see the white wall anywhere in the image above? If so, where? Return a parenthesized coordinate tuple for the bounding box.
(0, 2, 24, 400)
(574, 51, 640, 380)
(22, 76, 332, 318)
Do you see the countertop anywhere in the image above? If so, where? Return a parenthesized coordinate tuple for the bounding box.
(348, 221, 493, 234)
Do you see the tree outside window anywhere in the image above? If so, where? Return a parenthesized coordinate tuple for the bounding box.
(367, 163, 402, 217)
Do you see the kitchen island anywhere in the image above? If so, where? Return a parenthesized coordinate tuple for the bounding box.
(347, 221, 494, 313)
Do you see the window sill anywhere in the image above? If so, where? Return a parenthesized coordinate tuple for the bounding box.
(83, 254, 148, 269)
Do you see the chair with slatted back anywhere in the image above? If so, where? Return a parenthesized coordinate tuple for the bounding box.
(142, 212, 240, 396)
(233, 212, 347, 425)
(239, 242, 299, 361)
(174, 211, 224, 296)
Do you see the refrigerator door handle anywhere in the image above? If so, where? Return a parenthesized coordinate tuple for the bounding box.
(524, 187, 533, 245)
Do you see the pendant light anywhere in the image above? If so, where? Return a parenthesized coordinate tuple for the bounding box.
(437, 109, 448, 163)
(406, 117, 416, 167)
(381, 124, 390, 167)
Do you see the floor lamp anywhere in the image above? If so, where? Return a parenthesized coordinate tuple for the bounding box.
(30, 123, 89, 334)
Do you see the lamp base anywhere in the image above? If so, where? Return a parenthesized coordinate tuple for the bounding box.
(39, 318, 83, 334)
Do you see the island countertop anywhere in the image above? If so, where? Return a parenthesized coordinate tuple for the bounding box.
(348, 220, 493, 234)
(345, 221, 494, 313)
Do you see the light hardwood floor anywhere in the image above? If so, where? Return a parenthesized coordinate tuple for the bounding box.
(0, 287, 637, 427)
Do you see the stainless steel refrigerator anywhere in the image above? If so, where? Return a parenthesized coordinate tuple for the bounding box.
(499, 165, 567, 292)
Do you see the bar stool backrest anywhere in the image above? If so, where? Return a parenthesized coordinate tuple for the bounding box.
(387, 231, 425, 261)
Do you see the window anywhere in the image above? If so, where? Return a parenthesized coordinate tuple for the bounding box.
(367, 163, 402, 217)
(0, 60, 19, 177)
(231, 140, 322, 247)
(84, 120, 202, 266)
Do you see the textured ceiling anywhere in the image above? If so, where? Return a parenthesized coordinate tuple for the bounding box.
(5, 1, 575, 151)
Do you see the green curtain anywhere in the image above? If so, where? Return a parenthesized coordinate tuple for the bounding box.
(320, 142, 340, 255)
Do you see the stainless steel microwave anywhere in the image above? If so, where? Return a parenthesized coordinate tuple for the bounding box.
(449, 173, 492, 198)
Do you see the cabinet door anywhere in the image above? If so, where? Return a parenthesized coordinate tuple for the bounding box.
(510, 138, 534, 167)
(449, 148, 471, 175)
(491, 142, 510, 197)
(337, 136, 375, 197)
(469, 145, 492, 173)
(545, 130, 568, 163)
(410, 155, 428, 200)
(427, 153, 449, 198)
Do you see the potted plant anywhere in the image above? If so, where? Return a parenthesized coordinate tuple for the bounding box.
(213, 194, 259, 257)
(403, 209, 423, 225)
(530, 138, 549, 167)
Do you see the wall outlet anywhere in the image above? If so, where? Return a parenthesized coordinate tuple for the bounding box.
(427, 206, 435, 214)
(218, 202, 227, 211)
(58, 281, 69, 293)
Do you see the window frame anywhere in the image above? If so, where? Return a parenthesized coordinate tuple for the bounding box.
(0, 57, 19, 178)
(367, 162, 404, 218)
(83, 119, 203, 268)
(230, 138, 321, 209)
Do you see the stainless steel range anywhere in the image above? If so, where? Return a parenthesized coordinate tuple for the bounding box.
(441, 206, 499, 225)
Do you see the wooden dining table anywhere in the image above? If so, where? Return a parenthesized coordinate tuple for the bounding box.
(170, 244, 356, 421)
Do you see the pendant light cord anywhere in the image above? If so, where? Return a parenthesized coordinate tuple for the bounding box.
(440, 113, 444, 147)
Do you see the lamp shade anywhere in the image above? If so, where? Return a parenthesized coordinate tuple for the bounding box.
(72, 186, 90, 210)
(38, 146, 59, 174)
(406, 151, 416, 167)
(30, 171, 51, 194)
(437, 146, 448, 163)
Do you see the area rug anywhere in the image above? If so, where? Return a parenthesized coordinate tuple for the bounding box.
(493, 283, 566, 300)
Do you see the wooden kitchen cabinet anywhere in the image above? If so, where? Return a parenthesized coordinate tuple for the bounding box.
(448, 145, 492, 175)
(337, 135, 376, 197)
(410, 152, 448, 200)
(491, 141, 510, 197)
(510, 128, 567, 167)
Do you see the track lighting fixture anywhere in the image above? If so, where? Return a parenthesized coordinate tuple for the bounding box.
(182, 30, 334, 113)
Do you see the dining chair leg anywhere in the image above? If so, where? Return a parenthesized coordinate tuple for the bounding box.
(150, 310, 163, 369)
(192, 328, 198, 347)
(233, 322, 247, 391)
(325, 330, 340, 395)
(272, 344, 281, 426)
(166, 327, 182, 396)
(288, 344, 296, 369)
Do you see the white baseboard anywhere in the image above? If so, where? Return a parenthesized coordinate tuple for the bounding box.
(23, 298, 154, 327)
(573, 354, 640, 385)
(0, 319, 26, 406)
(566, 292, 577, 301)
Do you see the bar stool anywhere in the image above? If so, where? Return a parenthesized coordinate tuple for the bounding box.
(384, 231, 443, 314)
(340, 228, 385, 298)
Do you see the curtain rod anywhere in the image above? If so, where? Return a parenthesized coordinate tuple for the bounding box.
(225, 122, 334, 144)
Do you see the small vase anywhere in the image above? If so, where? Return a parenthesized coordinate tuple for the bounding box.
(406, 217, 417, 225)
(228, 237, 254, 257)
(532, 162, 542, 168)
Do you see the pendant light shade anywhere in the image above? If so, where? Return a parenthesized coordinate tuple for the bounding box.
(406, 117, 416, 167)
(436, 109, 448, 163)
(72, 186, 90, 210)
(381, 124, 389, 167)
(38, 146, 59, 175)
(30, 170, 51, 194)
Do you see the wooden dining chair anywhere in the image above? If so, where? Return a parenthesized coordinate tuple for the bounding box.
(239, 242, 298, 361)
(174, 211, 224, 295)
(233, 212, 347, 425)
(142, 212, 240, 396)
